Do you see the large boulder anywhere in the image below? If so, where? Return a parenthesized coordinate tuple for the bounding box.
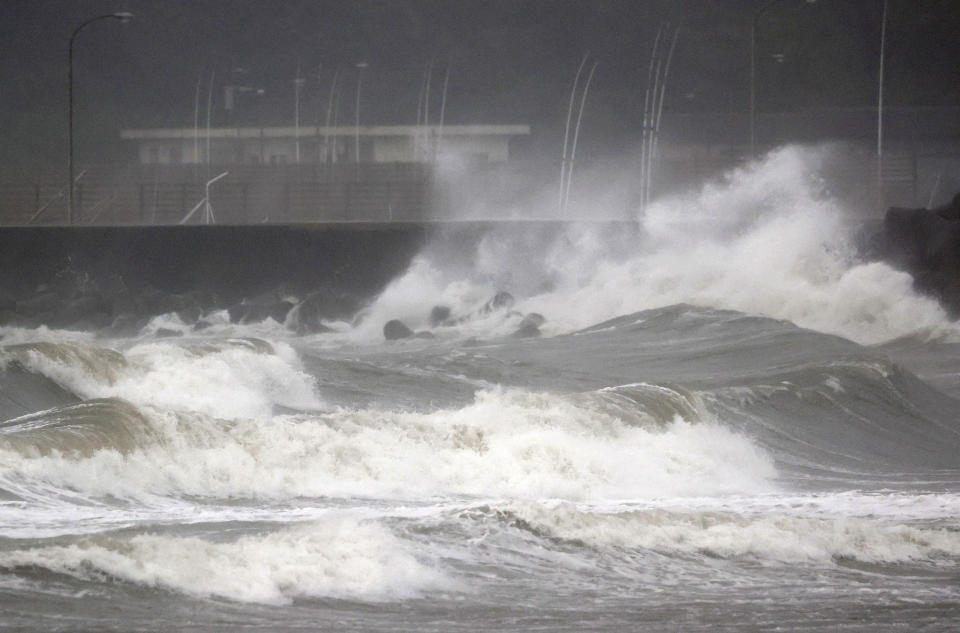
(878, 196, 960, 316)
(429, 305, 452, 327)
(383, 319, 414, 340)
(481, 291, 514, 314)
(511, 313, 545, 339)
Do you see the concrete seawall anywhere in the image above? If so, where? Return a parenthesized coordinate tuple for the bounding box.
(0, 221, 566, 332)
(1, 223, 445, 331)
(0, 223, 441, 300)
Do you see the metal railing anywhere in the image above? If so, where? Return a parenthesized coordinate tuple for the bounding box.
(0, 163, 433, 226)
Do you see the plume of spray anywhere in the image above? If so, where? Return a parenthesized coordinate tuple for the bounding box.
(359, 145, 959, 345)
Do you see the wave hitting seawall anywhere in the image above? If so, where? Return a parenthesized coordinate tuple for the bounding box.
(2, 147, 960, 632)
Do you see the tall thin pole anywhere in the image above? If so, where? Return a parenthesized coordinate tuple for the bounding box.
(193, 71, 202, 176)
(649, 27, 679, 209)
(331, 80, 341, 164)
(560, 53, 590, 213)
(749, 11, 758, 157)
(564, 61, 598, 214)
(324, 67, 340, 164)
(640, 26, 664, 212)
(423, 59, 434, 160)
(294, 66, 305, 165)
(68, 31, 75, 224)
(206, 69, 215, 177)
(436, 59, 451, 160)
(877, 0, 888, 210)
(415, 64, 428, 160)
(67, 13, 133, 224)
(354, 62, 367, 181)
(646, 40, 666, 209)
(424, 58, 434, 127)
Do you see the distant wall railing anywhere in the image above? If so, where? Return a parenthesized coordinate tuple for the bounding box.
(0, 162, 433, 226)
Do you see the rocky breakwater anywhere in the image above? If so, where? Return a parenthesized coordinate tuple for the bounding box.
(382, 291, 547, 341)
(874, 193, 960, 316)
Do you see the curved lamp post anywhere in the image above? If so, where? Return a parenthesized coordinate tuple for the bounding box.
(68, 12, 133, 224)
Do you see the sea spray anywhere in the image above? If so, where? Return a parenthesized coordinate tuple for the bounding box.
(358, 145, 959, 345)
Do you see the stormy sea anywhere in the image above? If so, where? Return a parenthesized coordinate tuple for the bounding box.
(2, 147, 959, 631)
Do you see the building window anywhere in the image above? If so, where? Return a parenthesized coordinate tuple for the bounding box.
(170, 146, 182, 165)
(147, 145, 159, 164)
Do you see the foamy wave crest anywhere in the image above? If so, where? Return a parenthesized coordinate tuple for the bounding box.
(361, 146, 959, 345)
(0, 515, 446, 604)
(7, 338, 321, 419)
(1, 386, 775, 501)
(503, 502, 960, 565)
(0, 325, 95, 348)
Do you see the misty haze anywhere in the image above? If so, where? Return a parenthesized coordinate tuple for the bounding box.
(1, 1, 960, 631)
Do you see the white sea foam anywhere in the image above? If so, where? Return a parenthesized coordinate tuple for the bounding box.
(504, 501, 960, 565)
(0, 515, 446, 604)
(0, 325, 95, 348)
(9, 338, 322, 419)
(358, 146, 960, 345)
(0, 387, 776, 501)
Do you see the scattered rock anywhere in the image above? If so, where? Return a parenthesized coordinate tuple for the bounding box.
(429, 305, 452, 327)
(290, 288, 361, 333)
(482, 291, 515, 313)
(414, 331, 437, 339)
(104, 313, 149, 337)
(177, 304, 205, 325)
(511, 313, 546, 338)
(511, 322, 542, 338)
(193, 319, 215, 332)
(519, 312, 545, 328)
(935, 192, 960, 221)
(384, 319, 414, 340)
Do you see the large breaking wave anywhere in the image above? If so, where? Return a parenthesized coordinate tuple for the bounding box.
(353, 145, 958, 345)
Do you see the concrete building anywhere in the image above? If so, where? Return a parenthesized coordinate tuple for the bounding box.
(120, 124, 530, 167)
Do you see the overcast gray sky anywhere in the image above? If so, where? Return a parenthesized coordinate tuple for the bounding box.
(1, 0, 957, 169)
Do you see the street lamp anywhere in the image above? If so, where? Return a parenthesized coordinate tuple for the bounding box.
(877, 0, 888, 209)
(354, 61, 368, 182)
(68, 12, 133, 224)
(749, 0, 814, 156)
(294, 67, 306, 165)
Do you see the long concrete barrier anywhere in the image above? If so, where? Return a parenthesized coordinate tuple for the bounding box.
(0, 221, 565, 332)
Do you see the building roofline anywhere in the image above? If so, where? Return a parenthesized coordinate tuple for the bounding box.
(121, 124, 531, 140)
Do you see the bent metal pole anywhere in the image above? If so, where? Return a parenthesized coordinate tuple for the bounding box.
(68, 12, 133, 225)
